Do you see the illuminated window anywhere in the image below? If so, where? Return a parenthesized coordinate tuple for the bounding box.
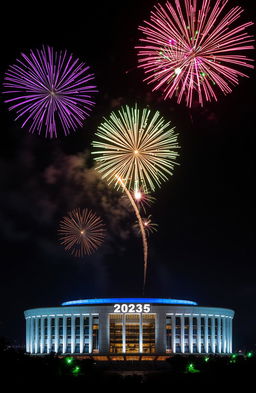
(42, 318, 47, 353)
(214, 318, 218, 351)
(75, 317, 80, 335)
(184, 317, 189, 353)
(92, 316, 99, 353)
(125, 314, 140, 353)
(201, 317, 205, 353)
(193, 317, 197, 353)
(38, 318, 41, 340)
(166, 316, 172, 353)
(67, 317, 71, 338)
(109, 314, 123, 354)
(59, 318, 63, 337)
(109, 313, 155, 354)
(142, 314, 155, 353)
(175, 317, 181, 353)
(83, 316, 90, 353)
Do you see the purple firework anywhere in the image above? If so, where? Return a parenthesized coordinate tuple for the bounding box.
(3, 46, 97, 138)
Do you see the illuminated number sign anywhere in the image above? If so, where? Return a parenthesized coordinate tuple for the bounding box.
(113, 304, 151, 313)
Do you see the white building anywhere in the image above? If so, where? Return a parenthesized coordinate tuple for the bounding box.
(24, 298, 234, 358)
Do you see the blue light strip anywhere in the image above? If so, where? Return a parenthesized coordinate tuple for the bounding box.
(61, 298, 198, 306)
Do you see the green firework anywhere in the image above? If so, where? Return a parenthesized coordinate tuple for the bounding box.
(92, 104, 179, 192)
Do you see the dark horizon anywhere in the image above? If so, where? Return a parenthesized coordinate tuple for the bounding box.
(0, 0, 255, 352)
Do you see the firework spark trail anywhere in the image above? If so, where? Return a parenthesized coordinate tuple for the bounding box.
(3, 46, 97, 137)
(59, 208, 105, 257)
(137, 0, 254, 107)
(116, 175, 148, 293)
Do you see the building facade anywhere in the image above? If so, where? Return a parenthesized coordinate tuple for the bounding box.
(24, 298, 234, 357)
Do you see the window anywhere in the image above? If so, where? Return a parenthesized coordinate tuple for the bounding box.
(75, 317, 80, 335)
(125, 314, 140, 353)
(83, 316, 90, 353)
(67, 317, 71, 338)
(51, 318, 55, 339)
(109, 314, 123, 354)
(59, 318, 63, 337)
(142, 314, 155, 353)
(175, 317, 181, 353)
(92, 316, 99, 353)
(166, 316, 172, 353)
(184, 317, 189, 353)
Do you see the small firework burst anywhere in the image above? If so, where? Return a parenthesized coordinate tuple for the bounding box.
(132, 187, 156, 214)
(3, 46, 97, 137)
(135, 215, 158, 236)
(58, 208, 105, 257)
(136, 0, 254, 107)
(121, 186, 155, 214)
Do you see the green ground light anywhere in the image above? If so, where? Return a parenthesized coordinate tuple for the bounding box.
(65, 357, 74, 365)
(72, 366, 81, 375)
(186, 363, 200, 373)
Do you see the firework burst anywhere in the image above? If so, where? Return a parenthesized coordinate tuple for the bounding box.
(92, 104, 179, 192)
(3, 46, 97, 137)
(58, 208, 105, 257)
(136, 0, 254, 107)
(132, 187, 156, 214)
(135, 215, 158, 236)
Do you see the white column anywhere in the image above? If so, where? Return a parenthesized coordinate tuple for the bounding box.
(30, 318, 34, 353)
(211, 317, 215, 354)
(122, 314, 126, 353)
(223, 318, 226, 353)
(80, 315, 84, 354)
(181, 316, 185, 353)
(47, 317, 51, 353)
(171, 316, 176, 354)
(228, 318, 232, 353)
(139, 314, 143, 353)
(35, 318, 39, 354)
(217, 316, 221, 353)
(71, 316, 75, 354)
(63, 316, 67, 354)
(26, 318, 30, 353)
(189, 316, 193, 353)
(40, 318, 44, 354)
(89, 315, 93, 353)
(204, 317, 208, 353)
(226, 318, 229, 353)
(55, 317, 59, 353)
(197, 316, 201, 354)
(227, 317, 230, 353)
(230, 318, 233, 353)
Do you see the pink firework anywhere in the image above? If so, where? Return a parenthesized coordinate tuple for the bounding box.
(137, 0, 254, 107)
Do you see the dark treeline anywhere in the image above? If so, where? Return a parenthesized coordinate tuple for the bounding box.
(0, 338, 254, 389)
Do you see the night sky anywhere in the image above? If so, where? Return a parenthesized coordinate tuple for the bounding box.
(0, 1, 255, 351)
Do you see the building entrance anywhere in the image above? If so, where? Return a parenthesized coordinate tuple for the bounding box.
(109, 313, 155, 353)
